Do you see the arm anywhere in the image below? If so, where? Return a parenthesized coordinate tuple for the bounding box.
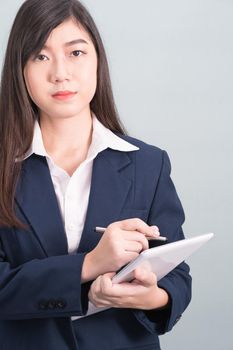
(133, 150, 192, 334)
(88, 150, 192, 334)
(0, 245, 90, 320)
(0, 214, 158, 321)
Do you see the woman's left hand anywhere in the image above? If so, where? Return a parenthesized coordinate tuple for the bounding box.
(88, 267, 169, 310)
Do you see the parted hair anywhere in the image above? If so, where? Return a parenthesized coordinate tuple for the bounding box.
(0, 0, 127, 229)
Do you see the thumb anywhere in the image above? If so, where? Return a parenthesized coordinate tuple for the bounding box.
(103, 272, 116, 279)
(132, 268, 157, 287)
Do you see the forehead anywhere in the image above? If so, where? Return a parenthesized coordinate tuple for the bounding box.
(44, 18, 92, 47)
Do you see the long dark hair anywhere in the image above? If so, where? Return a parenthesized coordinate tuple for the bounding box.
(0, 0, 128, 229)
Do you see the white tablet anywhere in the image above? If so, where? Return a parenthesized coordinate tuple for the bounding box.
(112, 233, 214, 284)
(74, 233, 214, 319)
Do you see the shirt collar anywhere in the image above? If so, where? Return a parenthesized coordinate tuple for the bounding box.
(17, 113, 139, 162)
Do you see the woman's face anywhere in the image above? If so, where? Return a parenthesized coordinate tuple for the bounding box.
(24, 18, 98, 121)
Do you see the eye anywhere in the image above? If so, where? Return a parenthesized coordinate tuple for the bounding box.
(71, 50, 84, 57)
(35, 54, 48, 61)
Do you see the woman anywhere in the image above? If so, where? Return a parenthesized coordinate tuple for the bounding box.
(0, 0, 192, 349)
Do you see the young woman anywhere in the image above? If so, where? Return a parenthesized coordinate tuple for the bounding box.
(0, 0, 192, 349)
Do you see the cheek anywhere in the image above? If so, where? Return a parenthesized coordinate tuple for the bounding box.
(79, 61, 97, 95)
(24, 69, 41, 102)
(25, 81, 47, 112)
(26, 82, 42, 106)
(25, 77, 48, 111)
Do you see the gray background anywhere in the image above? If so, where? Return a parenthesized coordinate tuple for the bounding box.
(1, 1, 232, 349)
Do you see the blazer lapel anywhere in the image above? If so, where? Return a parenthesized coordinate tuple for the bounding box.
(77, 148, 133, 253)
(15, 154, 68, 257)
(15, 148, 134, 256)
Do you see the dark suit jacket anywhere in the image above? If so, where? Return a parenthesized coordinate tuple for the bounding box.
(0, 134, 191, 350)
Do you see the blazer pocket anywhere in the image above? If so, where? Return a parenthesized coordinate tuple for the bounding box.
(118, 208, 149, 222)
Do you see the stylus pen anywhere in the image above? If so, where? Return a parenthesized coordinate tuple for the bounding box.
(94, 226, 167, 241)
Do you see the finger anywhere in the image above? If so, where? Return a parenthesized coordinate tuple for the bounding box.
(90, 274, 115, 307)
(124, 251, 140, 264)
(96, 273, 115, 296)
(92, 275, 102, 294)
(118, 218, 160, 238)
(124, 241, 144, 253)
(89, 275, 102, 305)
(143, 225, 160, 238)
(123, 231, 149, 250)
(150, 225, 160, 236)
(132, 268, 157, 287)
(103, 272, 116, 279)
(100, 274, 113, 296)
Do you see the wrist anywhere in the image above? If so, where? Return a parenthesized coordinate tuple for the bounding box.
(82, 249, 110, 282)
(81, 251, 99, 283)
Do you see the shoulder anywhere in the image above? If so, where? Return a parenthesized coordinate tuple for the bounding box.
(113, 134, 173, 202)
(116, 133, 163, 153)
(115, 132, 168, 166)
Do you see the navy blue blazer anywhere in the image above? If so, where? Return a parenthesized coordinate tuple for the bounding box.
(0, 134, 191, 350)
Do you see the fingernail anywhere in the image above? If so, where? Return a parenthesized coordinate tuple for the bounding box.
(151, 225, 160, 235)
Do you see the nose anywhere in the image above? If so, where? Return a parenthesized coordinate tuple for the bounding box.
(50, 58, 72, 83)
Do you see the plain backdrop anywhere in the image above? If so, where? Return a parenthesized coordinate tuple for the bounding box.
(1, 1, 233, 349)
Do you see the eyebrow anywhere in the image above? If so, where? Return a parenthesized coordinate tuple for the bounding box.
(42, 39, 89, 50)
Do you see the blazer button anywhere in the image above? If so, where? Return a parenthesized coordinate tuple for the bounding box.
(47, 300, 57, 310)
(38, 300, 47, 310)
(57, 299, 67, 309)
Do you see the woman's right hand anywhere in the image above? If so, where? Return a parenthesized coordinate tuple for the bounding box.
(81, 218, 160, 283)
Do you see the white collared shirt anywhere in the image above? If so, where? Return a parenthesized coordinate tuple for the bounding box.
(21, 114, 139, 255)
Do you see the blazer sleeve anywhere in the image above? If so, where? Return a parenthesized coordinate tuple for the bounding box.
(133, 150, 192, 335)
(0, 244, 90, 320)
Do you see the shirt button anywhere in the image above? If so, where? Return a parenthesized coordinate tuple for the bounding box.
(68, 224, 75, 230)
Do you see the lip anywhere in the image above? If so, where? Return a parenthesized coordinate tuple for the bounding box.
(52, 91, 77, 100)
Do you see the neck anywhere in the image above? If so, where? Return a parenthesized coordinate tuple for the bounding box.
(39, 109, 93, 158)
